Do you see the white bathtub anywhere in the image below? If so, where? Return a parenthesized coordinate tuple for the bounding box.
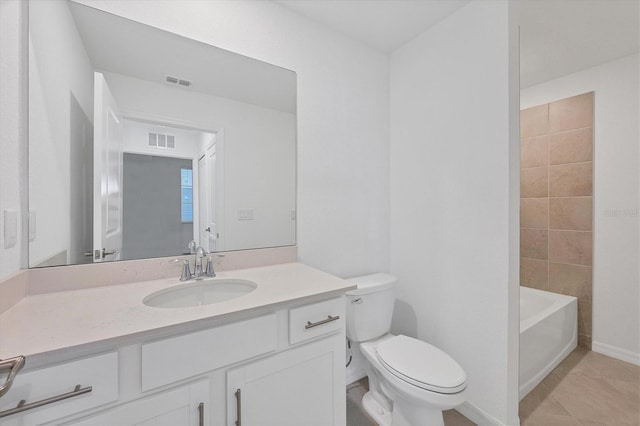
(519, 286, 577, 400)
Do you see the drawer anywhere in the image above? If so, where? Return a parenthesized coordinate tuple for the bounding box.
(0, 352, 118, 425)
(141, 314, 277, 391)
(289, 297, 345, 345)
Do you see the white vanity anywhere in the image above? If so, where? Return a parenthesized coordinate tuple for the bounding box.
(0, 263, 354, 425)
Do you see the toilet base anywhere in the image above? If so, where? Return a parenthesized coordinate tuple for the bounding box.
(361, 390, 445, 426)
(362, 391, 392, 426)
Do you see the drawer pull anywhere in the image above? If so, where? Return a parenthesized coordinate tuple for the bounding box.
(198, 402, 204, 426)
(0, 355, 25, 398)
(305, 315, 340, 330)
(0, 384, 92, 418)
(234, 388, 242, 426)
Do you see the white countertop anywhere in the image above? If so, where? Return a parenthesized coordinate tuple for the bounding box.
(0, 262, 354, 367)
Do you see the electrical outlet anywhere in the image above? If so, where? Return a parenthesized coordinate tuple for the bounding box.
(238, 208, 254, 221)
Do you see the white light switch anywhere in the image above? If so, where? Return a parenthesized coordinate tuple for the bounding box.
(29, 210, 36, 241)
(3, 209, 17, 248)
(238, 208, 254, 221)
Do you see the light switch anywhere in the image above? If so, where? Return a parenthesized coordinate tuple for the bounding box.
(238, 208, 254, 221)
(291, 210, 296, 220)
(29, 210, 36, 241)
(3, 209, 17, 248)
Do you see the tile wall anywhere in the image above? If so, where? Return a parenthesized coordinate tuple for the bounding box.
(520, 92, 594, 349)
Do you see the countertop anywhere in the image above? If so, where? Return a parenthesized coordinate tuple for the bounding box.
(0, 262, 355, 368)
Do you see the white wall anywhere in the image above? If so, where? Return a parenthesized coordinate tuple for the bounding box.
(69, 0, 391, 277)
(0, 0, 26, 280)
(521, 54, 640, 364)
(390, 2, 520, 424)
(28, 0, 94, 266)
(107, 72, 296, 251)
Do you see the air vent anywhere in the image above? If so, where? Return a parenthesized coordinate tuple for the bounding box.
(165, 75, 192, 88)
(148, 132, 175, 149)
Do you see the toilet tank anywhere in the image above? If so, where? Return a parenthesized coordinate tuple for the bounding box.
(345, 273, 396, 342)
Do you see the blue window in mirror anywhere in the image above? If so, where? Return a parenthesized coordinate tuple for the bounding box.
(181, 168, 193, 223)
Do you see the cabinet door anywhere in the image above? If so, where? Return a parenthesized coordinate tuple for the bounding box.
(67, 380, 208, 426)
(227, 337, 345, 426)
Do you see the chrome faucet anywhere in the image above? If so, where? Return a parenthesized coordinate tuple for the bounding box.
(173, 246, 216, 281)
(193, 246, 206, 278)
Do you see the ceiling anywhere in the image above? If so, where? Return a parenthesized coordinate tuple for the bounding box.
(275, 0, 639, 88)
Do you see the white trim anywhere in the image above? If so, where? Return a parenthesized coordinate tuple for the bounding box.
(592, 341, 640, 366)
(456, 401, 518, 426)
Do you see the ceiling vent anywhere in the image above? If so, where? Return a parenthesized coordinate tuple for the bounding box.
(148, 132, 175, 149)
(165, 75, 192, 88)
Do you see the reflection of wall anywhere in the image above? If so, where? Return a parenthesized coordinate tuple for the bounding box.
(122, 154, 193, 260)
(389, 2, 519, 424)
(520, 92, 594, 349)
(69, 95, 94, 265)
(28, 0, 94, 266)
(522, 54, 639, 364)
(0, 0, 24, 280)
(105, 72, 295, 251)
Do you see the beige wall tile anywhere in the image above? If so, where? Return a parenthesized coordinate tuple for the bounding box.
(520, 257, 548, 290)
(521, 104, 549, 138)
(549, 262, 592, 302)
(549, 230, 593, 266)
(521, 229, 549, 260)
(549, 92, 594, 133)
(522, 167, 549, 198)
(577, 299, 593, 340)
(578, 333, 592, 350)
(549, 162, 592, 197)
(521, 198, 549, 229)
(521, 135, 549, 168)
(550, 127, 593, 165)
(549, 197, 592, 231)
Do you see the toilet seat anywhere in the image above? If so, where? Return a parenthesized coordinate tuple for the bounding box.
(376, 335, 467, 394)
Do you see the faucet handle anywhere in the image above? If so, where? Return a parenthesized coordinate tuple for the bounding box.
(204, 255, 216, 277)
(171, 259, 192, 281)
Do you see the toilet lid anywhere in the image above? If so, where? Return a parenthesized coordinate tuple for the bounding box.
(376, 335, 467, 394)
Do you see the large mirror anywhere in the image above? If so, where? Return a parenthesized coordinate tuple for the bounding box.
(28, 0, 296, 268)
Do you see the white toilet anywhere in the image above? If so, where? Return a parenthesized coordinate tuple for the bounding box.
(346, 273, 467, 426)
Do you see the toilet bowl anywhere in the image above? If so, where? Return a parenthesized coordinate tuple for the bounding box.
(346, 274, 467, 426)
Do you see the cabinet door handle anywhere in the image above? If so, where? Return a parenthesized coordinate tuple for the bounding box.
(198, 402, 204, 426)
(0, 384, 92, 418)
(234, 388, 241, 426)
(305, 315, 340, 330)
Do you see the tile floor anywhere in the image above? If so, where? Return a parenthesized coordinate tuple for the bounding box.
(520, 347, 639, 425)
(347, 348, 639, 426)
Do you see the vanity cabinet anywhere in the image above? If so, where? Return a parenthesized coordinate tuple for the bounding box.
(0, 352, 118, 426)
(0, 296, 346, 426)
(226, 297, 346, 426)
(227, 336, 344, 426)
(66, 380, 208, 426)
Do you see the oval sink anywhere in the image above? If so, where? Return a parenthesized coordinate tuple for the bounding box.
(143, 278, 257, 308)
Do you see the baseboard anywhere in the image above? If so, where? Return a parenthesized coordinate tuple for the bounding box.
(456, 402, 519, 426)
(592, 341, 640, 366)
(346, 367, 366, 385)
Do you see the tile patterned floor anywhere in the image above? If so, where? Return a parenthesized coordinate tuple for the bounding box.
(347, 348, 639, 426)
(520, 347, 639, 425)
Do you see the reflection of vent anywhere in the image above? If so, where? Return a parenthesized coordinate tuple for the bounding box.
(165, 75, 192, 87)
(148, 132, 175, 149)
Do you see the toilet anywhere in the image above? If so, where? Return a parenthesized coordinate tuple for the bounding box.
(346, 273, 467, 426)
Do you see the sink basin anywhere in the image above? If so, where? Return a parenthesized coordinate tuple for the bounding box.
(143, 278, 257, 308)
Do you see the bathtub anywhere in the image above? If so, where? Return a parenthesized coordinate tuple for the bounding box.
(519, 286, 577, 400)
